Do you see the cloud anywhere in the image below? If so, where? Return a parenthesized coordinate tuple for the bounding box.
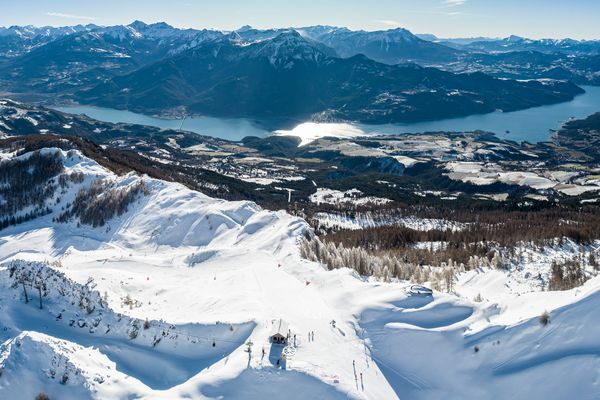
(45, 12, 98, 21)
(443, 0, 467, 6)
(375, 20, 402, 27)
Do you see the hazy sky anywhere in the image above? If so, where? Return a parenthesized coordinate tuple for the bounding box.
(1, 0, 599, 40)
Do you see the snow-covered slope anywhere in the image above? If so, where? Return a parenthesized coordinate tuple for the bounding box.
(0, 331, 147, 400)
(1, 147, 600, 399)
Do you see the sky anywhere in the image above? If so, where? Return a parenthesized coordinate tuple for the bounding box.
(1, 0, 599, 40)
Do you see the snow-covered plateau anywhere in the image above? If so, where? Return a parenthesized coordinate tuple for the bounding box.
(1, 148, 600, 399)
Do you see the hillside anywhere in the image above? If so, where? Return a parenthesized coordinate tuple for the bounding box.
(555, 112, 600, 162)
(1, 146, 600, 398)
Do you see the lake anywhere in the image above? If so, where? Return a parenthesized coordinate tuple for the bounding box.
(55, 85, 600, 144)
(53, 105, 269, 141)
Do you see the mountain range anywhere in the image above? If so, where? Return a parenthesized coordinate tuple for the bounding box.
(77, 30, 583, 123)
(0, 21, 595, 124)
(447, 35, 600, 55)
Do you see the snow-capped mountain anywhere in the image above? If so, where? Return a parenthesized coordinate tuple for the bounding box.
(0, 21, 224, 59)
(302, 26, 464, 64)
(96, 20, 222, 44)
(126, 20, 196, 39)
(244, 30, 334, 66)
(232, 25, 291, 43)
(0, 24, 95, 57)
(0, 22, 224, 93)
(0, 30, 146, 92)
(0, 24, 94, 40)
(233, 25, 463, 65)
(1, 21, 596, 114)
(2, 142, 600, 399)
(460, 35, 600, 55)
(75, 29, 583, 124)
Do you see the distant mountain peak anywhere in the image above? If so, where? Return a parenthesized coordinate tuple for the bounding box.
(237, 25, 254, 32)
(507, 35, 525, 42)
(380, 27, 420, 42)
(272, 29, 304, 41)
(128, 20, 148, 29)
(149, 21, 173, 29)
(248, 30, 329, 67)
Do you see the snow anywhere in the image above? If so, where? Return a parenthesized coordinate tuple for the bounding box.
(0, 331, 146, 400)
(312, 212, 466, 232)
(242, 30, 328, 68)
(310, 188, 392, 206)
(239, 177, 280, 185)
(475, 192, 509, 202)
(0, 149, 395, 399)
(525, 194, 549, 202)
(1, 148, 600, 399)
(445, 161, 600, 194)
(393, 155, 421, 167)
(555, 184, 600, 196)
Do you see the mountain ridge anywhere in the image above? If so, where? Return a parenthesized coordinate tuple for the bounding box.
(75, 33, 584, 124)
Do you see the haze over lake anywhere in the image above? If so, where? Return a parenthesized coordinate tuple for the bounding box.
(56, 85, 600, 143)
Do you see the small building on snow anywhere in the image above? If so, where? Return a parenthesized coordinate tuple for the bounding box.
(410, 284, 433, 296)
(270, 319, 289, 344)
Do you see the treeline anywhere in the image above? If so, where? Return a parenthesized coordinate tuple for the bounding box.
(300, 235, 460, 292)
(0, 150, 63, 230)
(321, 208, 600, 264)
(57, 179, 149, 227)
(549, 259, 588, 291)
(301, 234, 596, 293)
(0, 207, 53, 231)
(0, 134, 266, 204)
(309, 204, 600, 236)
(300, 199, 600, 293)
